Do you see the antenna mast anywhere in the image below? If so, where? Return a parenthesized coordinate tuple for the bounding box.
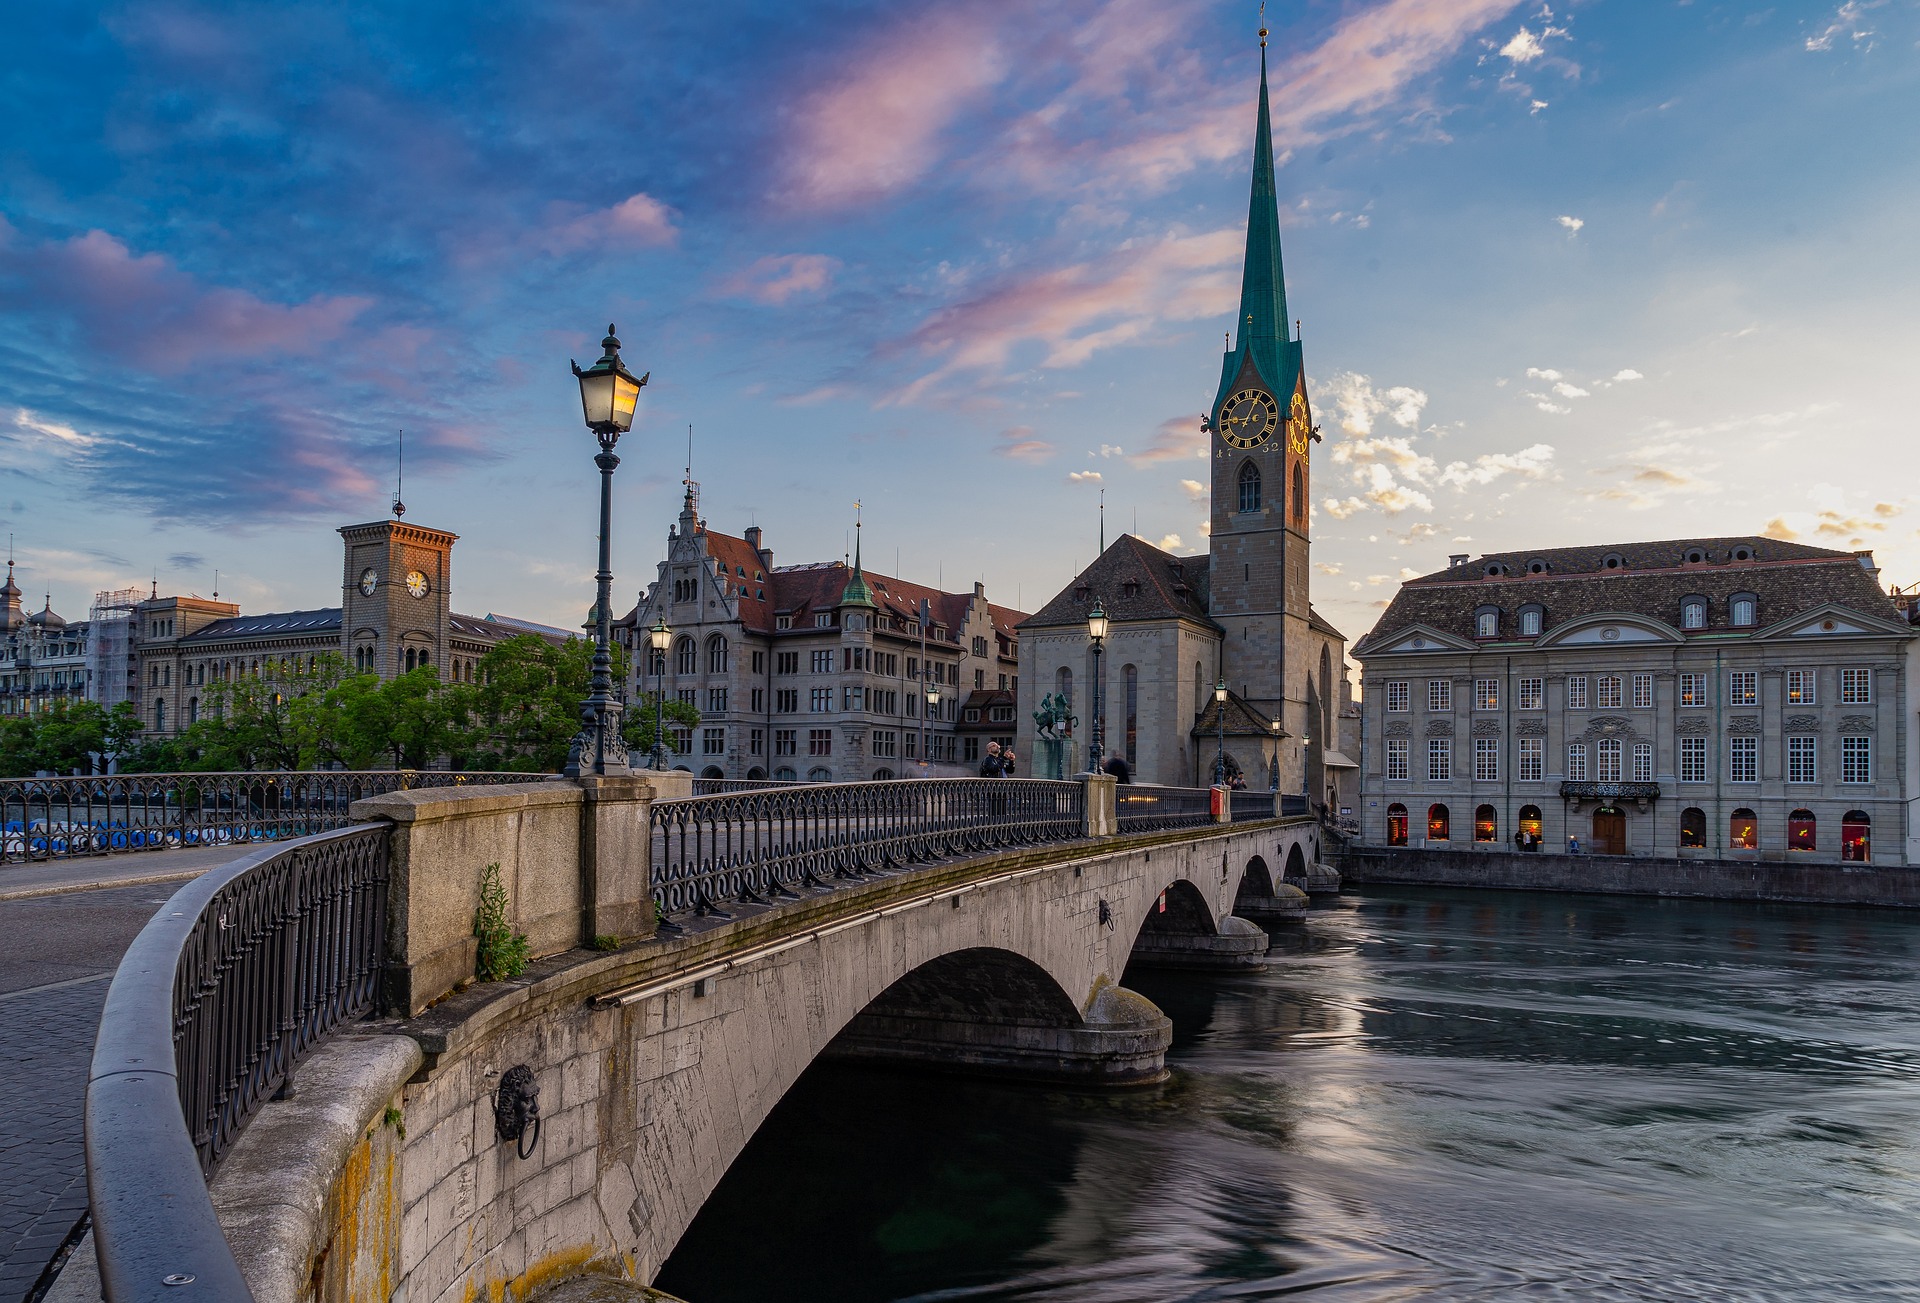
(392, 429, 406, 518)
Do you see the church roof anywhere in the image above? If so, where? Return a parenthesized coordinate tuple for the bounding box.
(1356, 535, 1900, 653)
(1191, 688, 1286, 738)
(1212, 39, 1301, 415)
(1019, 534, 1215, 631)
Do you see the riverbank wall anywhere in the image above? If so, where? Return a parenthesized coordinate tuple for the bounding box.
(1338, 846, 1920, 908)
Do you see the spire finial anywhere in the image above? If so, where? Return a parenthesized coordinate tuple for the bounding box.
(213, 569, 219, 601)
(1259, 1, 1267, 49)
(1099, 489, 1105, 553)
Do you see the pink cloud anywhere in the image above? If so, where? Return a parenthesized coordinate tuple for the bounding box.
(1129, 415, 1206, 465)
(994, 425, 1056, 463)
(3, 229, 372, 373)
(784, 9, 1008, 209)
(894, 228, 1240, 403)
(539, 191, 677, 253)
(721, 253, 841, 305)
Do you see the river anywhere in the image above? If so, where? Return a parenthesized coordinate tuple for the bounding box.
(655, 887, 1920, 1301)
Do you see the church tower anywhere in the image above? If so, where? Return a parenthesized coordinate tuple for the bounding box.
(1208, 24, 1316, 723)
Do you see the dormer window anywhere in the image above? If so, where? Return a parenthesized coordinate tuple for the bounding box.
(815, 612, 832, 628)
(1484, 562, 1507, 578)
(1474, 607, 1500, 638)
(1601, 553, 1625, 570)
(1682, 599, 1707, 630)
(1074, 585, 1091, 601)
(1731, 545, 1754, 562)
(1519, 606, 1543, 637)
(1684, 547, 1708, 565)
(1526, 559, 1549, 575)
(1730, 594, 1757, 627)
(1122, 579, 1140, 598)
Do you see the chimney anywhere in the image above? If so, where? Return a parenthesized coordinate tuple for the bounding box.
(974, 581, 986, 599)
(1856, 550, 1879, 579)
(1448, 554, 1470, 569)
(744, 525, 762, 550)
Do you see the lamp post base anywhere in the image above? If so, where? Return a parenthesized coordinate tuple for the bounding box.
(564, 701, 631, 778)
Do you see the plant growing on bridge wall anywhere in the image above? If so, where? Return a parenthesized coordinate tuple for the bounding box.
(474, 861, 530, 981)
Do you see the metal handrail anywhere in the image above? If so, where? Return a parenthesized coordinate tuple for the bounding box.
(651, 778, 1085, 915)
(1230, 789, 1278, 821)
(689, 777, 805, 796)
(1, 769, 547, 864)
(1115, 784, 1215, 833)
(87, 825, 391, 1302)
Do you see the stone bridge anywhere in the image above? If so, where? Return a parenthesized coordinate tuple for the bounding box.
(78, 777, 1328, 1303)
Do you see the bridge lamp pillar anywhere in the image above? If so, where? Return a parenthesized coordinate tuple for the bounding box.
(648, 615, 672, 771)
(565, 323, 648, 778)
(924, 681, 939, 769)
(1086, 600, 1108, 774)
(1268, 717, 1282, 792)
(1212, 679, 1228, 785)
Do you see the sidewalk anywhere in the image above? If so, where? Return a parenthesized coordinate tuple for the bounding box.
(0, 843, 263, 903)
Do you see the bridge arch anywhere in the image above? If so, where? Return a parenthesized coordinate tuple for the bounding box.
(1284, 842, 1307, 881)
(1235, 854, 1275, 909)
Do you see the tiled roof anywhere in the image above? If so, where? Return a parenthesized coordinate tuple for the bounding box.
(1308, 606, 1346, 643)
(1191, 688, 1286, 738)
(1358, 535, 1900, 653)
(183, 608, 342, 641)
(1020, 534, 1214, 631)
(468, 612, 574, 643)
(700, 528, 778, 632)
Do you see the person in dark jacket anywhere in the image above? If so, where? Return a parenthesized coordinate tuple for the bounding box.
(979, 741, 1006, 777)
(1103, 755, 1133, 783)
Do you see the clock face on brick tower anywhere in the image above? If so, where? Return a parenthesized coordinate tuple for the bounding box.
(1219, 388, 1279, 450)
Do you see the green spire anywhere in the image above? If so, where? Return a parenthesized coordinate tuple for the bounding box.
(1213, 34, 1300, 417)
(841, 516, 875, 608)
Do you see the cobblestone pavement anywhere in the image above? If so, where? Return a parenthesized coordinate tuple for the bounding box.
(0, 883, 185, 1302)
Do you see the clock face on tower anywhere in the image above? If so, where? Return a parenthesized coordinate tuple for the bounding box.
(358, 568, 378, 597)
(1287, 392, 1313, 455)
(1219, 388, 1279, 449)
(405, 570, 429, 599)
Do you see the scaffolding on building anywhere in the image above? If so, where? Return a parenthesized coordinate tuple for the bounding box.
(88, 587, 142, 709)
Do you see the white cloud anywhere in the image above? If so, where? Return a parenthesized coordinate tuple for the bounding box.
(1314, 561, 1344, 575)
(1525, 367, 1562, 381)
(1500, 26, 1546, 62)
(13, 408, 98, 448)
(1155, 533, 1183, 552)
(1529, 99, 1549, 114)
(1323, 497, 1368, 520)
(1178, 478, 1207, 501)
(1093, 443, 1125, 458)
(1611, 368, 1644, 382)
(1556, 214, 1584, 234)
(1806, 2, 1881, 52)
(1399, 567, 1423, 580)
(1067, 470, 1102, 483)
(1534, 399, 1571, 414)
(1437, 443, 1555, 487)
(1327, 371, 1429, 436)
(1552, 381, 1589, 399)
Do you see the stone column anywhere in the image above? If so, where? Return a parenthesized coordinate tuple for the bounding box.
(1082, 772, 1117, 837)
(577, 774, 658, 946)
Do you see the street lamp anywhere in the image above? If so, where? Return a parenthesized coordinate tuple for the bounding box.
(1269, 717, 1282, 791)
(1212, 678, 1228, 785)
(1086, 600, 1108, 774)
(925, 680, 940, 771)
(564, 324, 649, 778)
(647, 614, 672, 772)
(1301, 732, 1314, 809)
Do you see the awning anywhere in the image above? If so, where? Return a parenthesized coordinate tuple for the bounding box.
(1320, 749, 1360, 769)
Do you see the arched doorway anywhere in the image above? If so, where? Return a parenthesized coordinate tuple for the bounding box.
(1679, 807, 1706, 850)
(1843, 811, 1871, 862)
(1729, 808, 1758, 852)
(1426, 804, 1450, 843)
(1387, 803, 1408, 846)
(1591, 805, 1625, 856)
(701, 766, 725, 780)
(1517, 804, 1542, 851)
(1474, 804, 1498, 843)
(1787, 808, 1816, 853)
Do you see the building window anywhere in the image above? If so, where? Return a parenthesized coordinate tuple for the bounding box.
(1597, 675, 1623, 709)
(1787, 735, 1817, 784)
(1632, 674, 1652, 709)
(974, 668, 985, 690)
(808, 729, 832, 756)
(1428, 739, 1451, 782)
(811, 650, 834, 673)
(1567, 676, 1588, 711)
(1729, 736, 1758, 783)
(1387, 803, 1408, 846)
(844, 686, 865, 710)
(1596, 737, 1623, 783)
(1520, 608, 1542, 637)
(1731, 597, 1756, 627)
(707, 687, 728, 713)
(809, 765, 833, 781)
(1842, 810, 1871, 863)
(678, 688, 697, 706)
(775, 689, 797, 713)
(1679, 673, 1706, 707)
(1729, 808, 1758, 850)
(1567, 742, 1588, 781)
(1517, 678, 1542, 710)
(702, 728, 724, 755)
(1786, 670, 1817, 705)
(1474, 738, 1499, 782)
(1237, 461, 1262, 512)
(749, 728, 765, 756)
(815, 612, 832, 629)
(963, 737, 980, 763)
(153, 698, 165, 731)
(1841, 668, 1872, 704)
(1842, 736, 1872, 784)
(774, 729, 797, 755)
(1475, 679, 1499, 711)
(1476, 610, 1498, 638)
(1682, 601, 1706, 630)
(750, 688, 765, 712)
(1632, 741, 1653, 783)
(1728, 671, 1757, 706)
(873, 730, 896, 758)
(810, 688, 833, 712)
(706, 637, 729, 673)
(1385, 680, 1409, 712)
(1124, 664, 1138, 766)
(1427, 804, 1451, 842)
(775, 615, 793, 630)
(1518, 737, 1543, 781)
(1474, 804, 1498, 842)
(671, 727, 693, 754)
(1787, 808, 1816, 852)
(675, 637, 697, 674)
(1386, 739, 1409, 781)
(1680, 807, 1706, 849)
(1680, 737, 1707, 783)
(1055, 666, 1073, 708)
(776, 652, 798, 675)
(1428, 679, 1452, 712)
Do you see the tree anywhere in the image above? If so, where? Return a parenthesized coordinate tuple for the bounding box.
(34, 700, 109, 774)
(623, 691, 701, 764)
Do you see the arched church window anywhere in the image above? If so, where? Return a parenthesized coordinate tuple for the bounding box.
(1237, 461, 1261, 512)
(675, 636, 697, 675)
(707, 636, 729, 673)
(1292, 463, 1306, 519)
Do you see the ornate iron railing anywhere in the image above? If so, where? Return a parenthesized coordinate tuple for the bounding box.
(0, 769, 547, 864)
(1280, 793, 1310, 817)
(87, 824, 391, 1300)
(1115, 784, 1215, 833)
(689, 776, 804, 796)
(651, 779, 1085, 916)
(1230, 790, 1279, 821)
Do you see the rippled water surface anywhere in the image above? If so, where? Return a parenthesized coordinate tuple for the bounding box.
(656, 888, 1920, 1301)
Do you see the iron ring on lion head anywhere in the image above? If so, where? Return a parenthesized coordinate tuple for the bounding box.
(493, 1064, 541, 1160)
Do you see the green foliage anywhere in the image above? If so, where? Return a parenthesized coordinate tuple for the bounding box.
(591, 934, 621, 952)
(0, 700, 145, 777)
(474, 861, 530, 982)
(622, 690, 701, 763)
(381, 1104, 406, 1140)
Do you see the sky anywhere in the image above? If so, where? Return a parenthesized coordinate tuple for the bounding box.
(2, 0, 1917, 648)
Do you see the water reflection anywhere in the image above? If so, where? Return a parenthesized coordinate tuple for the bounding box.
(656, 888, 1920, 1301)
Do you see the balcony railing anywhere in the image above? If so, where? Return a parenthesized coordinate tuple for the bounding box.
(1115, 784, 1216, 833)
(651, 778, 1086, 916)
(1, 769, 550, 864)
(88, 825, 391, 1299)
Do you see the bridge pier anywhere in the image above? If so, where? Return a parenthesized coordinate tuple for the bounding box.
(1127, 914, 1270, 970)
(1234, 883, 1310, 922)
